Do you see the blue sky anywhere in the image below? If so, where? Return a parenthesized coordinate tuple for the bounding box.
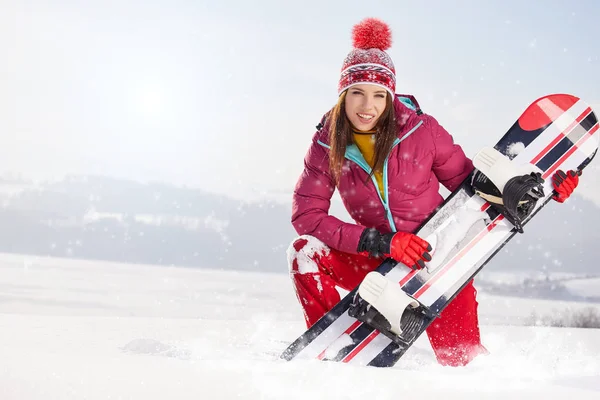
(2, 0, 599, 203)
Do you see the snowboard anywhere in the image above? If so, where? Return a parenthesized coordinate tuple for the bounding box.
(280, 93, 599, 367)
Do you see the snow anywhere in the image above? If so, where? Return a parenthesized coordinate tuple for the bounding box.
(286, 235, 330, 275)
(507, 142, 526, 157)
(1, 253, 600, 399)
(425, 206, 489, 272)
(324, 333, 354, 359)
(564, 278, 600, 299)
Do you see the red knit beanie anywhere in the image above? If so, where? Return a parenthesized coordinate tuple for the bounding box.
(338, 18, 396, 97)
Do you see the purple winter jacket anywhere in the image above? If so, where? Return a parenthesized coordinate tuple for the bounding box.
(291, 95, 474, 255)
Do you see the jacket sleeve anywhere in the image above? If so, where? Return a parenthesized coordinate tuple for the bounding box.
(427, 115, 474, 192)
(291, 134, 366, 254)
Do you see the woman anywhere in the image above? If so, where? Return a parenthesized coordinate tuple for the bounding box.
(287, 18, 580, 367)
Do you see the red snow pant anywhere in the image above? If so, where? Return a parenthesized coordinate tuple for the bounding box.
(287, 236, 488, 367)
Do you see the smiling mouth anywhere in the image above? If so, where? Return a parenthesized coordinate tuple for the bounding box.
(357, 113, 374, 121)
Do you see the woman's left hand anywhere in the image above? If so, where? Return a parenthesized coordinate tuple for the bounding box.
(552, 169, 580, 203)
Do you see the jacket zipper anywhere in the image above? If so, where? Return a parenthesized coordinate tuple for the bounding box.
(318, 120, 423, 232)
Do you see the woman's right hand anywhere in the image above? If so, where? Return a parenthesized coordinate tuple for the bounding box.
(357, 228, 432, 270)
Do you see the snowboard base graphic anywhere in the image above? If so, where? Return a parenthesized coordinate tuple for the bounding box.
(281, 93, 599, 367)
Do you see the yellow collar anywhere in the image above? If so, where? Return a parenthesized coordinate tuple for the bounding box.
(352, 127, 376, 135)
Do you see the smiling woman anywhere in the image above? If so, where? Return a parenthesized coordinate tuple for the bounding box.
(286, 17, 586, 369)
(287, 18, 489, 368)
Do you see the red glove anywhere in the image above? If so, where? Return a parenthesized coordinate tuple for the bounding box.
(357, 228, 432, 270)
(552, 169, 580, 203)
(387, 231, 432, 269)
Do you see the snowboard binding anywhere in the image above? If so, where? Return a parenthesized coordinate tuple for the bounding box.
(471, 147, 545, 233)
(348, 272, 431, 347)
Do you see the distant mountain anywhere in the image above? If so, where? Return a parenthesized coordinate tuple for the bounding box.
(476, 271, 600, 303)
(0, 175, 297, 272)
(0, 174, 598, 276)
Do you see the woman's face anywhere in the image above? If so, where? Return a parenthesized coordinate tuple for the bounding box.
(344, 84, 388, 131)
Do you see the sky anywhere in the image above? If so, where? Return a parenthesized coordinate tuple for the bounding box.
(2, 0, 600, 204)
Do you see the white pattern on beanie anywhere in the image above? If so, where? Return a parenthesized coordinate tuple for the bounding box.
(338, 18, 396, 97)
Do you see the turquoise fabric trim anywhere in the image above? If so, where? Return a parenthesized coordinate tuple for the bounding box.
(397, 96, 417, 111)
(315, 118, 424, 232)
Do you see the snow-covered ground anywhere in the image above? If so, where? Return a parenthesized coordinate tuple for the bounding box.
(1, 253, 599, 399)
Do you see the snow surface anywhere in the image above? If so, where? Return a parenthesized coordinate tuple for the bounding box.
(564, 278, 600, 299)
(1, 253, 600, 399)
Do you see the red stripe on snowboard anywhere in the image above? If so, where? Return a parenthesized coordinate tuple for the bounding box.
(342, 330, 380, 363)
(412, 214, 504, 299)
(530, 107, 592, 165)
(317, 320, 363, 360)
(543, 122, 599, 179)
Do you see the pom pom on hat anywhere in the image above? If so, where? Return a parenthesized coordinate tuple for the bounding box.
(338, 18, 396, 97)
(352, 18, 392, 51)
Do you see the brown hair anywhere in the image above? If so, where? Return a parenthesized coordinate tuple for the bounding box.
(328, 91, 396, 185)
